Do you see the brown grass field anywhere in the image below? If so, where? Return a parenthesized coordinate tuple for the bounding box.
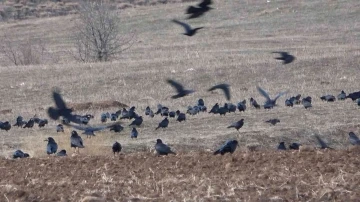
(1, 0, 360, 201)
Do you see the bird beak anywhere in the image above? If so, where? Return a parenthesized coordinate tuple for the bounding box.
(44, 139, 48, 141)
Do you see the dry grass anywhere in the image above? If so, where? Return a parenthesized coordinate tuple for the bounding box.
(0, 0, 359, 159)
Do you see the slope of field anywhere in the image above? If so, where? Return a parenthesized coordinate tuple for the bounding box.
(0, 0, 360, 200)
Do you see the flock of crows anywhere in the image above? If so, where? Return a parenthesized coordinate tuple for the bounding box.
(5, 0, 360, 159)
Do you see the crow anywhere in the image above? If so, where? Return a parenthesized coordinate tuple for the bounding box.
(70, 131, 84, 153)
(45, 137, 58, 155)
(155, 139, 176, 155)
(289, 143, 301, 150)
(156, 118, 169, 130)
(56, 150, 67, 157)
(209, 103, 219, 114)
(348, 132, 360, 145)
(266, 119, 280, 126)
(13, 116, 26, 127)
(167, 79, 195, 99)
(320, 95, 336, 102)
(213, 140, 238, 155)
(346, 91, 360, 101)
(64, 122, 118, 138)
(315, 135, 333, 149)
(176, 110, 186, 122)
(101, 112, 109, 123)
(129, 116, 143, 127)
(273, 51, 295, 64)
(250, 98, 261, 109)
(0, 121, 11, 131)
(257, 86, 288, 109)
(169, 111, 176, 118)
(237, 100, 246, 112)
(217, 104, 229, 116)
(110, 124, 124, 133)
(197, 98, 205, 107)
(56, 124, 64, 132)
(277, 142, 286, 150)
(131, 128, 138, 139)
(208, 83, 231, 101)
(186, 0, 213, 19)
(227, 119, 244, 132)
(302, 96, 312, 109)
(337, 90, 346, 100)
(13, 150, 30, 159)
(23, 118, 34, 128)
(38, 119, 48, 128)
(172, 19, 203, 36)
(112, 141, 122, 155)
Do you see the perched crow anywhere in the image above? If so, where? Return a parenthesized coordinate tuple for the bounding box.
(302, 96, 312, 109)
(278, 142, 286, 150)
(213, 140, 238, 155)
(112, 141, 122, 155)
(289, 143, 301, 150)
(109, 124, 124, 133)
(156, 118, 169, 130)
(186, 0, 213, 19)
(56, 124, 64, 132)
(0, 121, 11, 131)
(13, 116, 26, 127)
(131, 127, 138, 139)
(101, 113, 109, 123)
(237, 100, 246, 112)
(227, 103, 237, 113)
(13, 150, 30, 159)
(176, 110, 186, 122)
(70, 131, 84, 153)
(250, 98, 261, 109)
(348, 132, 360, 145)
(315, 135, 333, 149)
(120, 107, 138, 120)
(346, 91, 360, 101)
(273, 51, 295, 64)
(227, 119, 244, 132)
(23, 118, 34, 128)
(337, 90, 346, 100)
(38, 119, 48, 128)
(285, 98, 294, 107)
(56, 150, 67, 157)
(266, 119, 280, 126)
(129, 116, 143, 127)
(217, 104, 229, 116)
(197, 99, 205, 107)
(169, 111, 176, 118)
(167, 79, 195, 99)
(45, 137, 58, 155)
(208, 83, 231, 101)
(172, 19, 203, 36)
(320, 95, 336, 102)
(145, 106, 152, 116)
(155, 139, 176, 155)
(209, 103, 219, 114)
(257, 86, 288, 109)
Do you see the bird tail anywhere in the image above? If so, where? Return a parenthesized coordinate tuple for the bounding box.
(213, 150, 220, 155)
(155, 127, 159, 130)
(227, 125, 233, 128)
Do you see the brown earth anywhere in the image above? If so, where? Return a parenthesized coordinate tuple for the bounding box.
(1, 149, 360, 201)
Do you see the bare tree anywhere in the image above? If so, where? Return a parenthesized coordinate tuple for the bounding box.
(73, 0, 134, 62)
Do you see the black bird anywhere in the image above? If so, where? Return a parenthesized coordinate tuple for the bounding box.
(13, 116, 26, 127)
(289, 143, 301, 150)
(70, 131, 84, 153)
(208, 83, 231, 101)
(273, 51, 295, 64)
(278, 142, 287, 150)
(197, 98, 205, 107)
(217, 104, 229, 116)
(209, 103, 219, 114)
(357, 99, 360, 106)
(346, 91, 360, 101)
(155, 104, 163, 115)
(101, 113, 109, 123)
(266, 119, 280, 126)
(285, 98, 294, 107)
(110, 124, 124, 133)
(56, 124, 64, 132)
(112, 141, 122, 155)
(129, 116, 143, 127)
(65, 122, 118, 138)
(213, 140, 238, 155)
(167, 79, 195, 99)
(257, 86, 288, 109)
(13, 150, 30, 159)
(315, 135, 333, 149)
(186, 0, 213, 19)
(131, 128, 138, 139)
(227, 119, 244, 132)
(56, 150, 67, 157)
(320, 95, 336, 102)
(348, 132, 360, 145)
(45, 137, 58, 155)
(250, 98, 261, 109)
(47, 88, 74, 122)
(172, 19, 203, 36)
(337, 90, 346, 100)
(169, 111, 176, 118)
(176, 110, 186, 122)
(23, 118, 34, 128)
(302, 96, 312, 109)
(156, 118, 169, 130)
(160, 107, 169, 117)
(293, 94, 302, 104)
(227, 103, 237, 113)
(237, 100, 246, 112)
(110, 113, 118, 121)
(0, 121, 11, 131)
(38, 119, 48, 128)
(155, 139, 176, 155)
(145, 106, 152, 116)
(187, 106, 199, 115)
(120, 107, 138, 120)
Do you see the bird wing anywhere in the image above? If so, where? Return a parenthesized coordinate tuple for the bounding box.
(171, 19, 192, 33)
(349, 132, 360, 141)
(274, 90, 289, 101)
(208, 84, 231, 100)
(167, 79, 185, 92)
(52, 89, 67, 109)
(198, 0, 212, 7)
(256, 86, 271, 102)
